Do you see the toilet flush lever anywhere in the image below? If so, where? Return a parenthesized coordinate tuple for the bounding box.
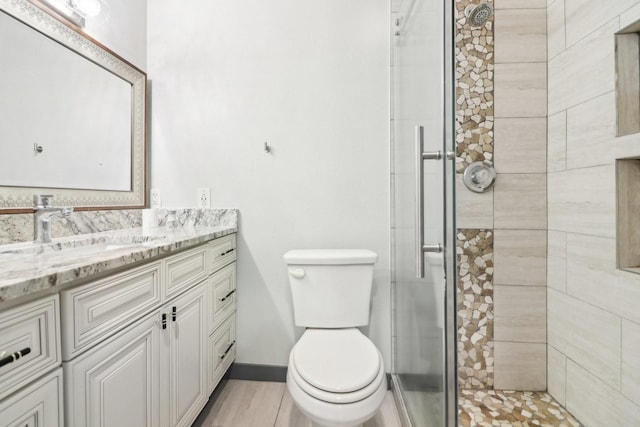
(289, 268, 306, 279)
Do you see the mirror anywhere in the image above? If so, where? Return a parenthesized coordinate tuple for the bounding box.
(0, 0, 146, 211)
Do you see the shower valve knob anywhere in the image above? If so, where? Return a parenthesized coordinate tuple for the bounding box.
(463, 161, 496, 193)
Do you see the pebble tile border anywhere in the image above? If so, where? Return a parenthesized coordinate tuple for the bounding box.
(457, 229, 494, 389)
(455, 0, 494, 173)
(459, 389, 582, 427)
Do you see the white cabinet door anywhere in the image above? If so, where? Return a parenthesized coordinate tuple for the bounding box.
(161, 284, 207, 427)
(0, 368, 63, 427)
(64, 312, 160, 427)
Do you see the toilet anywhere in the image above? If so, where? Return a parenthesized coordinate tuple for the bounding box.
(283, 249, 387, 427)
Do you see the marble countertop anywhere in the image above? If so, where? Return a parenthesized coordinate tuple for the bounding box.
(0, 224, 237, 306)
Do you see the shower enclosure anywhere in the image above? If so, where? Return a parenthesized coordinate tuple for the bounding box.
(390, 0, 456, 426)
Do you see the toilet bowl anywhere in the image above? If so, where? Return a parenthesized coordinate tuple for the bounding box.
(283, 249, 386, 427)
(286, 328, 387, 427)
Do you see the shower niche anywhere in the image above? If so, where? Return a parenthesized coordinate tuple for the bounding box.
(616, 158, 640, 272)
(615, 24, 640, 136)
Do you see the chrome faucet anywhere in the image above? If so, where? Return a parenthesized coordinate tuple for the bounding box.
(33, 195, 74, 243)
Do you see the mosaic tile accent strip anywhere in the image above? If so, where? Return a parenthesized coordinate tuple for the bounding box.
(457, 229, 494, 389)
(459, 389, 582, 427)
(455, 0, 494, 173)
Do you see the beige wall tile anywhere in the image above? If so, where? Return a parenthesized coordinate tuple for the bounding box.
(547, 0, 565, 60)
(547, 111, 566, 173)
(566, 91, 617, 169)
(547, 165, 616, 238)
(620, 2, 640, 30)
(548, 18, 617, 115)
(495, 0, 546, 8)
(548, 289, 621, 389)
(622, 320, 640, 406)
(494, 174, 546, 229)
(566, 360, 640, 427)
(494, 118, 546, 173)
(455, 175, 494, 229)
(494, 285, 546, 342)
(494, 9, 546, 63)
(565, 0, 638, 47)
(566, 233, 640, 324)
(548, 345, 567, 406)
(495, 63, 547, 118)
(494, 229, 546, 286)
(494, 341, 546, 391)
(547, 230, 566, 292)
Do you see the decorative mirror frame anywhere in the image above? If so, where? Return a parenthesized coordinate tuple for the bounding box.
(0, 0, 146, 212)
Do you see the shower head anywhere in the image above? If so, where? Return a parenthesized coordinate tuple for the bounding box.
(465, 3, 493, 27)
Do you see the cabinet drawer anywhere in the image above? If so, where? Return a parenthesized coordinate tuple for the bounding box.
(0, 295, 60, 400)
(0, 367, 63, 427)
(208, 313, 235, 393)
(60, 261, 162, 360)
(164, 245, 208, 299)
(209, 263, 236, 333)
(209, 234, 236, 274)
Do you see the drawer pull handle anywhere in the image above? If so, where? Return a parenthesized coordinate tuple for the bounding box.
(172, 306, 177, 322)
(219, 289, 236, 302)
(161, 313, 167, 330)
(219, 248, 235, 257)
(0, 347, 31, 368)
(219, 341, 236, 360)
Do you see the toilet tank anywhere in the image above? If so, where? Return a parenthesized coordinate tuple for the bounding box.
(283, 249, 378, 328)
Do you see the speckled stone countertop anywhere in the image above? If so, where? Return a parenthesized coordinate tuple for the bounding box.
(0, 224, 237, 306)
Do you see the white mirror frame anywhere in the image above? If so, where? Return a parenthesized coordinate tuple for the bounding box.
(0, 0, 146, 212)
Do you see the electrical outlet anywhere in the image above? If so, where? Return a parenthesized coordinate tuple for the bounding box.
(150, 188, 161, 209)
(197, 188, 210, 209)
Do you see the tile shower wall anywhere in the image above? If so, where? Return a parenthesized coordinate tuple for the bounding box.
(455, 0, 548, 391)
(547, 0, 640, 424)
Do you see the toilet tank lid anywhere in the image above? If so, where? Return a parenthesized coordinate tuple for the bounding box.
(283, 249, 378, 265)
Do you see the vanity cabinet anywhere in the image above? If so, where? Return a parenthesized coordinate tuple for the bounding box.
(64, 283, 207, 427)
(0, 233, 237, 427)
(59, 233, 237, 427)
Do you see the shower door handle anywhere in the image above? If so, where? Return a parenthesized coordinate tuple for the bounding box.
(415, 125, 443, 278)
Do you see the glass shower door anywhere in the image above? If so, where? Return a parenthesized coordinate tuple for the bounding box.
(391, 0, 456, 426)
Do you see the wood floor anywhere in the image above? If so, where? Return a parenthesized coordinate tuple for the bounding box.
(192, 379, 403, 427)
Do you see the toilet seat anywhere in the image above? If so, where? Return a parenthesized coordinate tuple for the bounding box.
(289, 329, 385, 404)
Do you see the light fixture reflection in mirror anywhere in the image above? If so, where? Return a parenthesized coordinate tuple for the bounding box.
(36, 0, 103, 27)
(71, 0, 101, 17)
